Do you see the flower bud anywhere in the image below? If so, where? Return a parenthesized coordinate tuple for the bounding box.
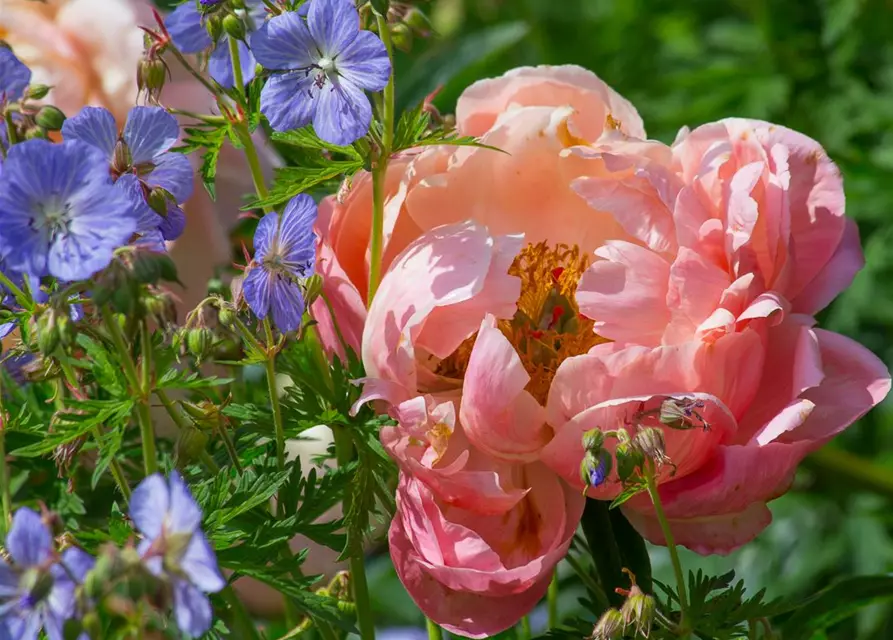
(175, 424, 210, 465)
(403, 7, 433, 36)
(580, 449, 611, 489)
(24, 127, 48, 140)
(582, 428, 605, 454)
(390, 23, 413, 52)
(36, 310, 61, 355)
(615, 440, 645, 482)
(303, 273, 323, 308)
(142, 289, 178, 327)
(634, 427, 670, 466)
(147, 187, 172, 216)
(35, 105, 66, 131)
(112, 139, 132, 175)
(25, 84, 52, 100)
(186, 327, 215, 363)
(205, 14, 224, 41)
(591, 608, 624, 640)
(217, 304, 237, 328)
(137, 56, 167, 103)
(132, 251, 180, 285)
(222, 14, 247, 41)
(620, 585, 655, 637)
(84, 549, 123, 599)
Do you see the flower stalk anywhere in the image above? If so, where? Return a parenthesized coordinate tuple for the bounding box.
(367, 12, 395, 305)
(643, 462, 689, 635)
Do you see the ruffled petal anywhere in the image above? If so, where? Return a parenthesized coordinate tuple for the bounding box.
(60, 106, 117, 158)
(249, 12, 315, 70)
(124, 107, 180, 164)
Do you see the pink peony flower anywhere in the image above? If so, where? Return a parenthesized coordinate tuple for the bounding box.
(329, 65, 889, 636)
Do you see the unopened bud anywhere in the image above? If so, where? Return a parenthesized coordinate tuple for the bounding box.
(635, 427, 669, 466)
(25, 84, 51, 101)
(186, 327, 215, 363)
(390, 23, 413, 52)
(222, 14, 247, 41)
(112, 139, 132, 174)
(659, 397, 707, 430)
(620, 586, 655, 637)
(582, 428, 605, 454)
(24, 127, 48, 140)
(34, 105, 66, 131)
(591, 608, 624, 640)
(142, 290, 178, 326)
(175, 424, 210, 465)
(147, 187, 171, 216)
(580, 449, 611, 490)
(217, 305, 237, 328)
(137, 57, 167, 103)
(37, 310, 60, 355)
(403, 7, 433, 36)
(615, 440, 645, 482)
(85, 549, 123, 599)
(205, 14, 223, 41)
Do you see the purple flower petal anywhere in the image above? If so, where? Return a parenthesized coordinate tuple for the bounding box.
(180, 533, 226, 593)
(130, 473, 170, 539)
(312, 77, 372, 146)
(259, 71, 317, 132)
(336, 30, 391, 92)
(167, 471, 203, 534)
(270, 275, 305, 332)
(208, 39, 256, 89)
(124, 107, 180, 165)
(173, 579, 214, 637)
(307, 0, 360, 57)
(165, 1, 213, 54)
(60, 106, 117, 158)
(39, 611, 66, 640)
(250, 12, 316, 70)
(252, 210, 278, 258)
(0, 560, 18, 598)
(134, 229, 167, 253)
(116, 174, 162, 234)
(7, 508, 52, 567)
(159, 203, 187, 241)
(278, 194, 318, 271)
(60, 547, 95, 583)
(4, 614, 41, 640)
(242, 266, 271, 318)
(149, 152, 193, 203)
(0, 47, 31, 102)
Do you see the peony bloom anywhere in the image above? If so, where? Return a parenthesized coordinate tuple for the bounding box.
(331, 65, 891, 636)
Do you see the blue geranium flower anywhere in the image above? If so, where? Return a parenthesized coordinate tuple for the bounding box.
(0, 139, 139, 281)
(0, 508, 95, 640)
(62, 106, 191, 244)
(0, 46, 31, 103)
(165, 0, 265, 89)
(250, 0, 391, 144)
(242, 194, 317, 333)
(130, 472, 225, 638)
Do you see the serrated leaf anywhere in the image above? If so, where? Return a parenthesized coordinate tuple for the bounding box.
(174, 123, 230, 200)
(76, 334, 125, 396)
(156, 369, 234, 390)
(272, 126, 362, 159)
(91, 428, 124, 490)
(609, 479, 647, 508)
(10, 400, 133, 457)
(242, 160, 364, 211)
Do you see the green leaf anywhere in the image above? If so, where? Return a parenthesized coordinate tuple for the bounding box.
(91, 428, 124, 490)
(580, 499, 625, 607)
(76, 334, 125, 397)
(243, 160, 364, 211)
(10, 400, 133, 457)
(338, 451, 376, 562)
(156, 369, 234, 390)
(776, 576, 893, 639)
(272, 126, 362, 159)
(174, 123, 230, 200)
(609, 479, 647, 509)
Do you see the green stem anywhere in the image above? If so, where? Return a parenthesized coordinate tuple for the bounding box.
(564, 553, 610, 611)
(0, 428, 11, 537)
(263, 334, 286, 475)
(0, 269, 29, 309)
(228, 36, 246, 100)
(644, 464, 689, 634)
(102, 308, 156, 476)
(332, 425, 375, 640)
(547, 570, 559, 628)
(518, 616, 531, 640)
(222, 584, 260, 640)
(167, 46, 219, 96)
(367, 13, 395, 306)
(57, 350, 132, 499)
(806, 447, 893, 497)
(167, 108, 227, 125)
(426, 619, 443, 640)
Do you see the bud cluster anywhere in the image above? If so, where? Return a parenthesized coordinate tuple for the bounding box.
(590, 572, 656, 639)
(579, 396, 710, 493)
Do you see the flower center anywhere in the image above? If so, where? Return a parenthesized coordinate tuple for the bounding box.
(312, 57, 337, 90)
(436, 242, 608, 404)
(33, 198, 72, 237)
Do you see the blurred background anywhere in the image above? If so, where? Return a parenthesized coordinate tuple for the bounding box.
(367, 1, 893, 638)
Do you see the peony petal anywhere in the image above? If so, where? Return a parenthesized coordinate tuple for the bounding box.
(791, 217, 864, 314)
(459, 315, 549, 461)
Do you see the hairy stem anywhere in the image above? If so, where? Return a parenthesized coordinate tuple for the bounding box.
(0, 427, 11, 537)
(367, 13, 395, 305)
(644, 464, 689, 634)
(332, 425, 375, 640)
